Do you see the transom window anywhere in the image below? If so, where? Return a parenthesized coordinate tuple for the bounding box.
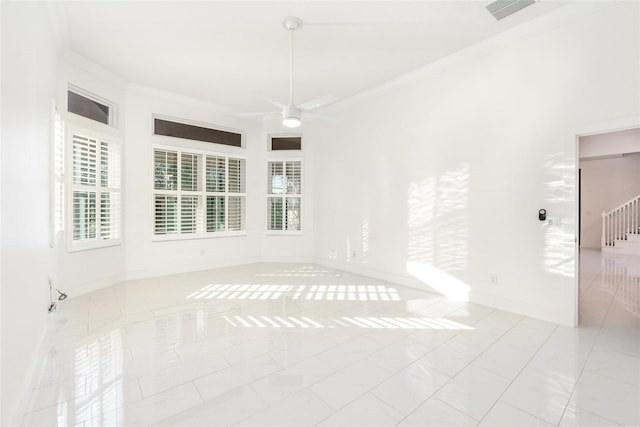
(67, 86, 115, 127)
(153, 147, 246, 239)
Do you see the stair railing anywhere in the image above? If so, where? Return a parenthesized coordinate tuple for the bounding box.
(602, 194, 640, 247)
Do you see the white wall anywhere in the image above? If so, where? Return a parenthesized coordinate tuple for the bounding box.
(580, 127, 640, 159)
(124, 88, 315, 280)
(55, 55, 128, 295)
(580, 155, 640, 248)
(1, 2, 59, 424)
(125, 85, 262, 279)
(309, 2, 640, 326)
(260, 116, 315, 263)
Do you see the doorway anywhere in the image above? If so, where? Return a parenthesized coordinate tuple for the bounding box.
(575, 121, 640, 326)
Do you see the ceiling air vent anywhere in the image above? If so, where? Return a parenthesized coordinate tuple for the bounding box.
(486, 0, 536, 21)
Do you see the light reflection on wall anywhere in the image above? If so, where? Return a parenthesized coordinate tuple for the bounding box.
(406, 163, 471, 300)
(406, 262, 470, 302)
(361, 218, 370, 264)
(543, 153, 575, 277)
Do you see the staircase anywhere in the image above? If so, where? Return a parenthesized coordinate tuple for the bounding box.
(602, 195, 640, 255)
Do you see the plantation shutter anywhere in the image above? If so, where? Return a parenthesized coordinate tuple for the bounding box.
(154, 149, 178, 190)
(153, 148, 245, 238)
(71, 131, 121, 248)
(154, 195, 178, 235)
(267, 160, 301, 231)
(206, 155, 226, 192)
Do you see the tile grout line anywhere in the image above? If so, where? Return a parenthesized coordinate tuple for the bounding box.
(466, 319, 559, 425)
(556, 267, 624, 427)
(391, 308, 513, 425)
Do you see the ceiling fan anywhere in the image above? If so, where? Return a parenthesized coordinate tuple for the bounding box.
(282, 16, 304, 128)
(242, 17, 336, 127)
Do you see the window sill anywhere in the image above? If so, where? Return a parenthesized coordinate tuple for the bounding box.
(266, 231, 303, 236)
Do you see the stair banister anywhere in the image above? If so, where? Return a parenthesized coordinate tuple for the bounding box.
(602, 194, 640, 249)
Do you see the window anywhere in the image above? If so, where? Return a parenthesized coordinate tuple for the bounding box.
(67, 87, 114, 126)
(269, 134, 302, 151)
(69, 129, 121, 251)
(267, 160, 302, 232)
(154, 117, 243, 148)
(153, 147, 245, 239)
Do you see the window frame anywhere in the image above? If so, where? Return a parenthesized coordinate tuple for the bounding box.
(151, 144, 247, 242)
(268, 133, 303, 152)
(66, 124, 122, 252)
(152, 114, 245, 149)
(266, 158, 303, 236)
(67, 84, 117, 129)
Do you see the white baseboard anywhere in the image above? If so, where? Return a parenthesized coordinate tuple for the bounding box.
(314, 258, 436, 292)
(313, 257, 572, 327)
(125, 255, 262, 282)
(64, 273, 127, 298)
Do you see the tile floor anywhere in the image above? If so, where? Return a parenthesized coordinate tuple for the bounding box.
(22, 249, 640, 426)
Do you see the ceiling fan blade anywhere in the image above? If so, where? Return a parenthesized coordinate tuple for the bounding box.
(304, 111, 337, 122)
(297, 94, 339, 111)
(257, 94, 286, 109)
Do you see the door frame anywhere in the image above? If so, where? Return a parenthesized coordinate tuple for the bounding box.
(572, 115, 640, 326)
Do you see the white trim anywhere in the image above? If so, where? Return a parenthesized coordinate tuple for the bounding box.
(266, 230, 304, 237)
(152, 143, 248, 161)
(58, 272, 126, 298)
(67, 83, 118, 129)
(125, 256, 263, 282)
(266, 158, 303, 234)
(572, 115, 640, 327)
(66, 124, 122, 253)
(268, 133, 303, 152)
(314, 257, 570, 326)
(329, 1, 617, 113)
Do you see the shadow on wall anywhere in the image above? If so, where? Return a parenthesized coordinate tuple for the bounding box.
(405, 163, 471, 301)
(543, 152, 575, 278)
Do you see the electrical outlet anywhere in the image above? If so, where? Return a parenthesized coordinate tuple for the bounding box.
(351, 251, 357, 258)
(489, 274, 498, 285)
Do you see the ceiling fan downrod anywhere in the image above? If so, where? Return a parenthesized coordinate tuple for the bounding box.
(282, 17, 303, 128)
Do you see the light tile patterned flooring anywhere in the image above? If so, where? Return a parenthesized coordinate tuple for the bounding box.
(23, 249, 640, 426)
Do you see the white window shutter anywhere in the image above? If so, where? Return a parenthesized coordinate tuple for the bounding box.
(153, 148, 245, 238)
(70, 130, 121, 249)
(267, 160, 302, 232)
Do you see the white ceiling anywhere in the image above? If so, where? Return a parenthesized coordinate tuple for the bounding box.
(55, 1, 572, 114)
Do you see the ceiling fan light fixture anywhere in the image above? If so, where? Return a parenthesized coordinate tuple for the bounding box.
(282, 105, 301, 128)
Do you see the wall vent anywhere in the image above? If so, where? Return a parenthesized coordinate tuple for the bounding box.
(486, 0, 536, 21)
